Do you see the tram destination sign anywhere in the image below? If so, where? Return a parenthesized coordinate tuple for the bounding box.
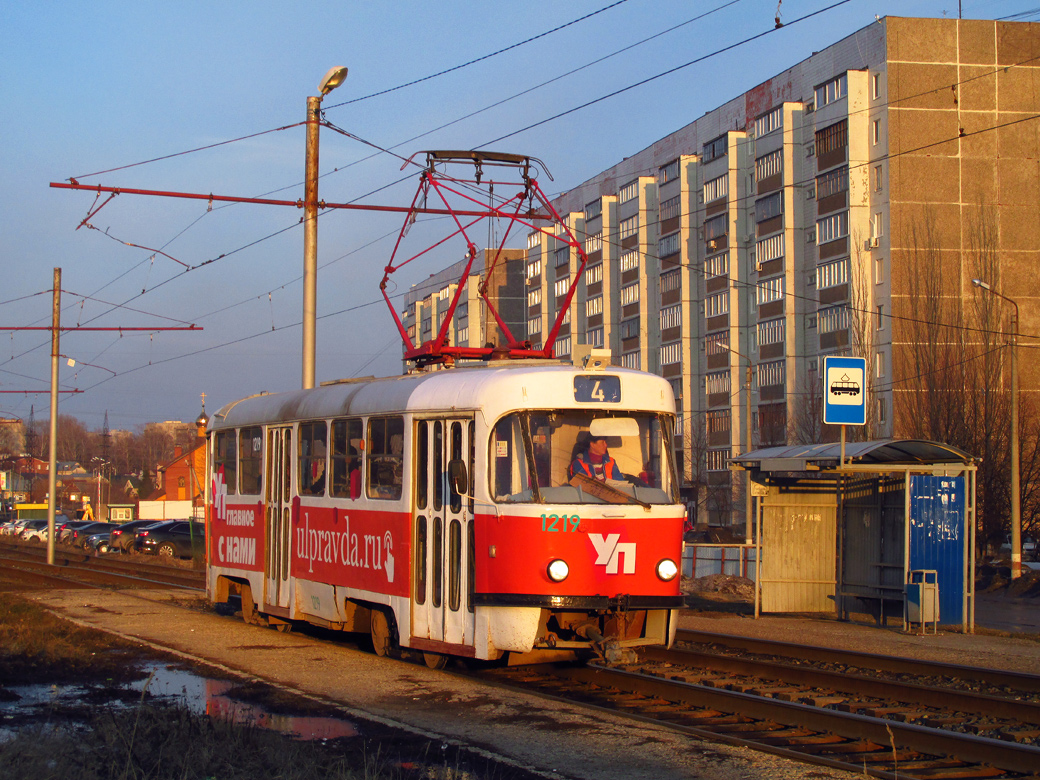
(573, 375, 621, 403)
(823, 356, 867, 426)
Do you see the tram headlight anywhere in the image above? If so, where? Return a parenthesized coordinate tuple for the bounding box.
(547, 558, 570, 582)
(656, 558, 679, 582)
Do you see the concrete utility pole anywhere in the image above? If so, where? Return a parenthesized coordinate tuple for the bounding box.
(973, 278, 1021, 579)
(302, 66, 348, 389)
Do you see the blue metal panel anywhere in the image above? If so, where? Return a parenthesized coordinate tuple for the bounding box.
(908, 476, 965, 624)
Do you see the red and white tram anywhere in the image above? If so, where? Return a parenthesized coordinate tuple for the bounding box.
(206, 356, 686, 666)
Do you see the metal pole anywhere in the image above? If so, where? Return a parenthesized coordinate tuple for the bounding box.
(745, 362, 753, 544)
(46, 268, 60, 565)
(1010, 307, 1021, 579)
(302, 94, 321, 389)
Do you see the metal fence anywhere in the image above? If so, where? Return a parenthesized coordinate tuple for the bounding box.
(682, 543, 757, 579)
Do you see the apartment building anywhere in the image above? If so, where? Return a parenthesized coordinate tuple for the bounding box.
(410, 17, 1039, 526)
(401, 249, 526, 361)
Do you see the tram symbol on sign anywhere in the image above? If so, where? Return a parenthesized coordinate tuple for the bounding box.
(829, 374, 860, 396)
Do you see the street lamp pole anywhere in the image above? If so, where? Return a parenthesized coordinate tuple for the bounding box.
(302, 66, 348, 390)
(972, 278, 1021, 579)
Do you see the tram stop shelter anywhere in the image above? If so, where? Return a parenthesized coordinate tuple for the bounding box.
(729, 440, 978, 633)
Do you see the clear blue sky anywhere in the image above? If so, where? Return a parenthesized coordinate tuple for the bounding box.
(1, 0, 1035, 432)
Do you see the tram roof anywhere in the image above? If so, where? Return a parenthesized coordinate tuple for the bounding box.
(209, 362, 676, 431)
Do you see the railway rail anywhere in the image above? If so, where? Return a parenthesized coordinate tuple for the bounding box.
(0, 537, 205, 591)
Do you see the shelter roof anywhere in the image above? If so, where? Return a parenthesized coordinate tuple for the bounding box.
(729, 439, 976, 473)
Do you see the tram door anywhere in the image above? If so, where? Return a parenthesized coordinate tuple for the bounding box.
(412, 418, 475, 649)
(264, 426, 292, 609)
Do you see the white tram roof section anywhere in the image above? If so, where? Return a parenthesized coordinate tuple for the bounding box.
(209, 362, 676, 431)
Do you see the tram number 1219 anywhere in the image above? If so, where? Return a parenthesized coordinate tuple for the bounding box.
(542, 514, 581, 533)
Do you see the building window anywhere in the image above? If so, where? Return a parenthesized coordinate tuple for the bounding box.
(527, 232, 541, 250)
(875, 257, 884, 284)
(814, 73, 847, 107)
(818, 304, 849, 334)
(618, 180, 639, 203)
(706, 371, 730, 395)
(816, 166, 848, 200)
(437, 286, 451, 300)
(816, 211, 849, 244)
(620, 282, 640, 306)
(874, 165, 883, 192)
(554, 278, 570, 298)
(660, 195, 681, 221)
(703, 174, 728, 203)
(554, 246, 570, 267)
(586, 327, 604, 348)
(620, 318, 640, 340)
(582, 232, 602, 254)
(584, 199, 602, 221)
(456, 327, 468, 344)
(555, 336, 571, 356)
(755, 106, 782, 137)
(657, 159, 680, 184)
(878, 397, 887, 423)
(757, 360, 785, 388)
(758, 318, 784, 346)
(705, 331, 729, 356)
(661, 269, 681, 293)
(872, 72, 881, 99)
(706, 291, 729, 317)
(876, 351, 885, 378)
(658, 231, 680, 258)
(872, 119, 881, 145)
(704, 215, 727, 241)
(660, 304, 682, 330)
(621, 352, 639, 369)
(660, 342, 681, 365)
(707, 410, 731, 434)
(816, 259, 848, 289)
(585, 263, 602, 286)
(585, 295, 603, 317)
(876, 304, 884, 330)
(756, 192, 782, 223)
(527, 316, 541, 334)
(619, 215, 639, 239)
(702, 135, 727, 162)
(527, 289, 541, 307)
(871, 212, 884, 239)
(815, 119, 848, 156)
(755, 149, 782, 181)
(705, 252, 729, 278)
(756, 234, 784, 264)
(620, 250, 639, 272)
(526, 258, 541, 279)
(756, 276, 784, 305)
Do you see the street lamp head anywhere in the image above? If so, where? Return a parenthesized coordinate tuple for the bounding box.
(318, 66, 348, 96)
(972, 278, 991, 291)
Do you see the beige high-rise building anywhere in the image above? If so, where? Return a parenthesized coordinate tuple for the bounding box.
(418, 17, 1040, 527)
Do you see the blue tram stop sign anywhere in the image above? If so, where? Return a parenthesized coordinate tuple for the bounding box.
(823, 356, 867, 425)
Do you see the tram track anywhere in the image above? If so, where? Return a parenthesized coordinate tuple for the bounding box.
(0, 538, 206, 591)
(475, 658, 1040, 779)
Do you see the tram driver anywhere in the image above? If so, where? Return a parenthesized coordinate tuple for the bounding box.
(568, 433, 622, 482)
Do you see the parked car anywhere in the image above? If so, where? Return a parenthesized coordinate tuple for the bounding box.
(19, 519, 50, 543)
(1, 518, 32, 537)
(108, 519, 162, 553)
(88, 531, 113, 554)
(134, 521, 206, 558)
(59, 521, 97, 544)
(67, 522, 118, 550)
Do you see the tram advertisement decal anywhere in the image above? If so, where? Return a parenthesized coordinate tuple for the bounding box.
(211, 467, 263, 572)
(292, 502, 409, 597)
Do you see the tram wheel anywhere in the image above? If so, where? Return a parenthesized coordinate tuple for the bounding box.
(423, 651, 448, 670)
(370, 609, 400, 659)
(273, 621, 293, 633)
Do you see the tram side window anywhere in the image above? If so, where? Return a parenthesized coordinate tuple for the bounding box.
(368, 416, 404, 500)
(330, 418, 362, 499)
(238, 426, 263, 495)
(299, 421, 328, 496)
(214, 431, 237, 496)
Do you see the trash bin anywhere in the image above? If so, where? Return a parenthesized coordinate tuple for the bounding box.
(906, 569, 939, 633)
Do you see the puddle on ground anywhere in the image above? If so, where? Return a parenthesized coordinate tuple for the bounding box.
(0, 661, 359, 743)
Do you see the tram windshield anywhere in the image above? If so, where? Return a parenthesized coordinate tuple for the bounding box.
(490, 411, 678, 505)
